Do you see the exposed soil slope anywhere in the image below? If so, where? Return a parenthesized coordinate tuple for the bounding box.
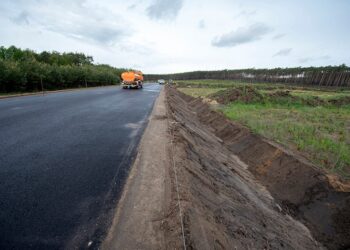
(166, 86, 350, 249)
(164, 86, 328, 249)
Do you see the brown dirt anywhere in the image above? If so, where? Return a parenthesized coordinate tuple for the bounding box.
(210, 87, 350, 107)
(209, 86, 264, 104)
(329, 96, 350, 106)
(165, 85, 350, 250)
(165, 86, 323, 249)
(268, 90, 292, 98)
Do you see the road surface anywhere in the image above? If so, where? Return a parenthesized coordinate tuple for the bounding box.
(0, 84, 161, 249)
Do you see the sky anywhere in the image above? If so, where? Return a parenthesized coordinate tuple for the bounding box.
(0, 0, 349, 74)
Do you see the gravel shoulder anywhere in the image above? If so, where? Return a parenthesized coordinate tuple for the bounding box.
(101, 87, 171, 249)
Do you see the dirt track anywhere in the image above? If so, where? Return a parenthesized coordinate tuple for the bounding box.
(103, 86, 350, 249)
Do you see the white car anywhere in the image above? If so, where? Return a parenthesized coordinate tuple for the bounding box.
(158, 79, 166, 84)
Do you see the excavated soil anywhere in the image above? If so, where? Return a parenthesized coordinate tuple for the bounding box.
(164, 85, 350, 250)
(329, 96, 350, 106)
(210, 86, 350, 107)
(209, 86, 264, 104)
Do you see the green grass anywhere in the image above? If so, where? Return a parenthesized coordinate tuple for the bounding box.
(176, 79, 287, 89)
(222, 103, 350, 177)
(178, 87, 226, 98)
(177, 80, 350, 177)
(176, 79, 350, 92)
(290, 89, 350, 99)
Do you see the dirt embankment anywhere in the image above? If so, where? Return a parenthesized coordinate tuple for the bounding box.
(164, 86, 325, 249)
(165, 86, 350, 249)
(209, 86, 264, 104)
(209, 86, 350, 106)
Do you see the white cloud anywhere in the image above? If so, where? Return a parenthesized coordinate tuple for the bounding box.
(273, 48, 292, 57)
(212, 23, 272, 47)
(11, 11, 30, 25)
(299, 55, 331, 63)
(234, 10, 257, 19)
(198, 19, 205, 29)
(147, 0, 183, 20)
(272, 33, 286, 40)
(5, 0, 129, 46)
(43, 19, 126, 46)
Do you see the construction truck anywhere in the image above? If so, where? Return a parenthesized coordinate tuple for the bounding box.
(121, 71, 143, 89)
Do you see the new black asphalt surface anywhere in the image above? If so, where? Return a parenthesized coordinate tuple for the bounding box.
(0, 84, 161, 249)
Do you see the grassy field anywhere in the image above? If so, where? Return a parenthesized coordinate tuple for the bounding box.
(176, 79, 350, 92)
(176, 79, 287, 89)
(177, 80, 350, 177)
(178, 87, 226, 97)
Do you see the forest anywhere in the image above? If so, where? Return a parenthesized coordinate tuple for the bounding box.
(145, 65, 350, 87)
(0, 46, 126, 93)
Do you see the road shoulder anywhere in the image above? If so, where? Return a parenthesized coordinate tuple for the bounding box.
(101, 87, 170, 249)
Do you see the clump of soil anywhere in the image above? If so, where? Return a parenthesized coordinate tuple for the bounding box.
(268, 90, 292, 98)
(209, 86, 264, 104)
(268, 90, 328, 106)
(328, 96, 350, 106)
(210, 87, 350, 107)
(304, 96, 326, 106)
(165, 85, 350, 250)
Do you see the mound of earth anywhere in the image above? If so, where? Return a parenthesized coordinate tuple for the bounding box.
(267, 90, 325, 106)
(209, 86, 264, 104)
(165, 85, 350, 249)
(328, 96, 350, 106)
(210, 87, 350, 107)
(268, 90, 292, 98)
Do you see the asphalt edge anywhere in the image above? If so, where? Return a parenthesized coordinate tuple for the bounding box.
(101, 86, 169, 249)
(0, 85, 119, 99)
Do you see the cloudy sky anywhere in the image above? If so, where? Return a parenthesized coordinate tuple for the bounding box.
(1, 0, 349, 73)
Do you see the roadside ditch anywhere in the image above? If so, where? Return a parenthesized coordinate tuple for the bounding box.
(164, 85, 349, 249)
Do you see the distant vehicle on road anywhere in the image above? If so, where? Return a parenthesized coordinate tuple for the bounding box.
(158, 79, 165, 84)
(121, 71, 143, 89)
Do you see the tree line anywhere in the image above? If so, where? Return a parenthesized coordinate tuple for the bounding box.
(145, 65, 350, 87)
(0, 46, 126, 93)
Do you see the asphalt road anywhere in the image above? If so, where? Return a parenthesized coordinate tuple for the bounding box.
(0, 83, 161, 249)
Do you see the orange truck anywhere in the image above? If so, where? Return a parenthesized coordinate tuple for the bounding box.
(121, 71, 144, 89)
